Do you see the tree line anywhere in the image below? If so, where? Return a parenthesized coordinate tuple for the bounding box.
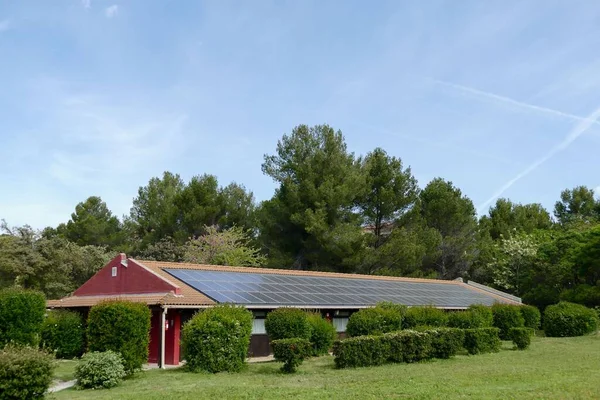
(1, 124, 599, 309)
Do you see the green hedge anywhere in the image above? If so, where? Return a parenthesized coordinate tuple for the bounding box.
(463, 328, 501, 355)
(86, 301, 151, 375)
(332, 335, 390, 368)
(509, 327, 533, 350)
(403, 306, 447, 329)
(491, 304, 524, 340)
(0, 288, 46, 347)
(306, 313, 336, 356)
(0, 345, 55, 400)
(543, 302, 599, 337)
(345, 303, 404, 337)
(41, 310, 84, 359)
(181, 305, 253, 373)
(265, 308, 311, 341)
(271, 338, 312, 373)
(447, 305, 493, 329)
(334, 328, 461, 369)
(426, 328, 465, 359)
(520, 305, 541, 330)
(75, 351, 126, 389)
(386, 330, 433, 363)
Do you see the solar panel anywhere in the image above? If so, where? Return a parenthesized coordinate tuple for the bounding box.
(164, 268, 509, 308)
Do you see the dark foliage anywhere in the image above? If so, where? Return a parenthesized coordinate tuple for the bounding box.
(403, 306, 447, 329)
(0, 288, 46, 347)
(86, 301, 151, 375)
(306, 312, 336, 356)
(181, 305, 253, 373)
(543, 302, 599, 337)
(271, 338, 312, 373)
(520, 305, 541, 330)
(491, 304, 524, 340)
(265, 308, 311, 341)
(0, 345, 55, 400)
(509, 327, 533, 350)
(463, 328, 501, 355)
(41, 310, 84, 359)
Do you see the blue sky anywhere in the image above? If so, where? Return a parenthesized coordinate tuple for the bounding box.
(1, 1, 600, 229)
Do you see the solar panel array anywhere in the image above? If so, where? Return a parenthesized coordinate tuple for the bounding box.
(165, 268, 509, 308)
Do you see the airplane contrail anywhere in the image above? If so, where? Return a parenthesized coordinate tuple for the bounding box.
(477, 106, 600, 214)
(432, 79, 600, 126)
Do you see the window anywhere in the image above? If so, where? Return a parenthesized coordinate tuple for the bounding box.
(332, 317, 348, 333)
(252, 319, 266, 334)
(111, 266, 117, 277)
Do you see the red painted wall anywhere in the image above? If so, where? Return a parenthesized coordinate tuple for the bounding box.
(165, 309, 180, 365)
(148, 311, 160, 364)
(74, 254, 179, 296)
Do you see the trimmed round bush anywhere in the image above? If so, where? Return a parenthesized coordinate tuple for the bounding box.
(447, 312, 475, 329)
(41, 310, 84, 359)
(543, 302, 599, 337)
(0, 288, 46, 347)
(87, 300, 151, 375)
(463, 328, 501, 355)
(509, 327, 533, 350)
(75, 351, 126, 389)
(0, 345, 55, 400)
(333, 335, 390, 368)
(265, 308, 311, 341)
(272, 338, 312, 373)
(468, 305, 493, 327)
(346, 303, 404, 337)
(403, 306, 447, 329)
(306, 313, 336, 356)
(426, 328, 465, 359)
(520, 305, 541, 330)
(491, 304, 524, 340)
(181, 305, 253, 373)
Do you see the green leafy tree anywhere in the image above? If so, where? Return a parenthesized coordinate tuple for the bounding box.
(135, 236, 185, 262)
(129, 171, 185, 247)
(487, 233, 540, 296)
(217, 183, 257, 231)
(259, 124, 364, 270)
(184, 226, 266, 266)
(480, 199, 552, 240)
(419, 178, 477, 278)
(56, 196, 123, 248)
(173, 174, 222, 241)
(554, 186, 600, 225)
(357, 148, 418, 247)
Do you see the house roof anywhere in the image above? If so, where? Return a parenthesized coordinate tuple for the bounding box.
(47, 258, 521, 309)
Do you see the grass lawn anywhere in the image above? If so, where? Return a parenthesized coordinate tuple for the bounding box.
(55, 334, 600, 399)
(53, 360, 79, 382)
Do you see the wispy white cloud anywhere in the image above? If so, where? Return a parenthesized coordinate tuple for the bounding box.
(105, 5, 119, 18)
(0, 19, 11, 32)
(81, 0, 91, 9)
(432, 79, 600, 126)
(477, 105, 600, 214)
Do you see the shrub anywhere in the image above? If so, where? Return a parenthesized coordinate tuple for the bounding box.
(332, 335, 390, 368)
(75, 351, 126, 389)
(447, 311, 474, 329)
(0, 288, 46, 347)
(41, 310, 84, 359)
(181, 305, 253, 373)
(520, 305, 541, 330)
(271, 338, 312, 373)
(403, 306, 447, 329)
(345, 303, 404, 337)
(86, 301, 151, 374)
(469, 304, 494, 327)
(0, 345, 55, 400)
(306, 313, 336, 356)
(491, 304, 524, 340)
(265, 308, 311, 341)
(427, 328, 465, 359)
(385, 330, 433, 363)
(543, 302, 599, 337)
(509, 327, 533, 350)
(463, 328, 501, 355)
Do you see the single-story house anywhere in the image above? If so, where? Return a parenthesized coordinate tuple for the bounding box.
(47, 254, 521, 367)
